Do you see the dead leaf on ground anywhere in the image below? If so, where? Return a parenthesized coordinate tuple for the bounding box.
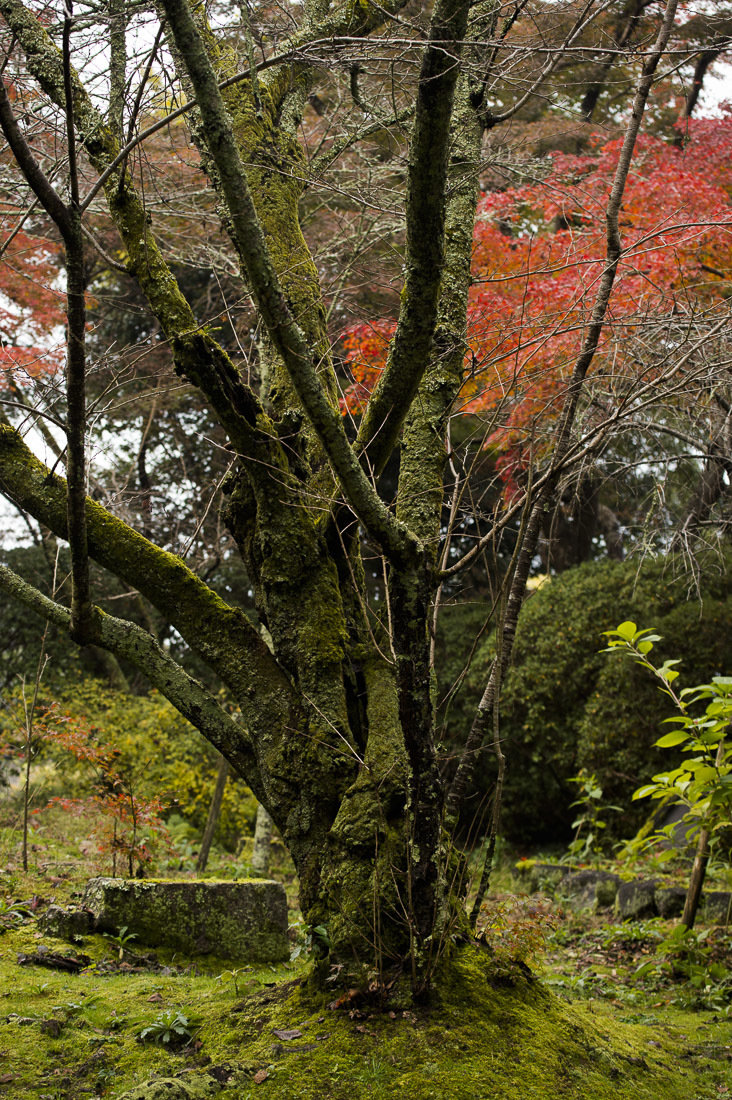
(272, 1028, 302, 1041)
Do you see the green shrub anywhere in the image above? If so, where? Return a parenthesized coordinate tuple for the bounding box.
(435, 555, 732, 847)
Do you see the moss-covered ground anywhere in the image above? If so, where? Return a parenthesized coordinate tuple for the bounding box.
(2, 826, 732, 1099)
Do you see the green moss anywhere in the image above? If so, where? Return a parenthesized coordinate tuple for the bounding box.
(118, 1080, 220, 1099)
(3, 908, 731, 1100)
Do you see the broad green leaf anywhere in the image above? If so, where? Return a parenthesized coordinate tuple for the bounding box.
(615, 620, 637, 640)
(655, 730, 689, 748)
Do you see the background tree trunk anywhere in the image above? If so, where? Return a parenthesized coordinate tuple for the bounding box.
(250, 802, 273, 876)
(196, 755, 230, 874)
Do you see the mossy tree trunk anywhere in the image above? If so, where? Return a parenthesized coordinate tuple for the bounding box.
(0, 0, 680, 988)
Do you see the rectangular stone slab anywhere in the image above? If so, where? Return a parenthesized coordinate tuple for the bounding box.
(82, 878, 289, 962)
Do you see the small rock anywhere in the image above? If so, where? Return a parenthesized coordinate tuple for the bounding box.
(39, 906, 94, 942)
(272, 1028, 302, 1041)
(615, 879, 658, 921)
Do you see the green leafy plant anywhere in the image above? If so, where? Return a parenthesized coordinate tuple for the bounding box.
(634, 924, 732, 1011)
(603, 621, 732, 926)
(563, 769, 621, 866)
(138, 1009, 194, 1047)
(103, 925, 138, 959)
(0, 897, 33, 931)
(214, 966, 252, 995)
(290, 921, 330, 962)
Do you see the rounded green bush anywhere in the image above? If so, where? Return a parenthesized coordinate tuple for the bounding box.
(436, 555, 732, 847)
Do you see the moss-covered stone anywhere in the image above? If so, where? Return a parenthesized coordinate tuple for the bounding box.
(558, 870, 620, 912)
(39, 904, 94, 942)
(615, 879, 658, 921)
(656, 885, 687, 918)
(82, 877, 288, 962)
(703, 891, 732, 924)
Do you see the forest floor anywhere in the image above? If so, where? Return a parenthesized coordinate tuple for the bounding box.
(1, 819, 732, 1099)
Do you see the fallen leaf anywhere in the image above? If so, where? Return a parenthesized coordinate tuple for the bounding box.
(253, 1069, 269, 1084)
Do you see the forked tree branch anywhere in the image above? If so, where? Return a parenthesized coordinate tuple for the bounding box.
(0, 563, 262, 790)
(353, 0, 471, 478)
(159, 0, 418, 564)
(0, 0, 268, 465)
(0, 413, 297, 726)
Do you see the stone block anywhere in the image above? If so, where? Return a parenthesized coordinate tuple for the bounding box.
(82, 878, 289, 962)
(558, 870, 620, 912)
(615, 879, 658, 921)
(654, 886, 687, 919)
(703, 891, 732, 925)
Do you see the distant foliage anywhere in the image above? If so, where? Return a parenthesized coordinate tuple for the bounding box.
(0, 676, 257, 855)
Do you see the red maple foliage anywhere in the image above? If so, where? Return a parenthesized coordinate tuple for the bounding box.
(341, 111, 732, 494)
(0, 206, 64, 391)
(34, 706, 168, 877)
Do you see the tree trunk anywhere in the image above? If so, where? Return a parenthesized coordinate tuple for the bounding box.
(196, 756, 230, 874)
(681, 826, 710, 930)
(0, 0, 683, 993)
(250, 802, 273, 876)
